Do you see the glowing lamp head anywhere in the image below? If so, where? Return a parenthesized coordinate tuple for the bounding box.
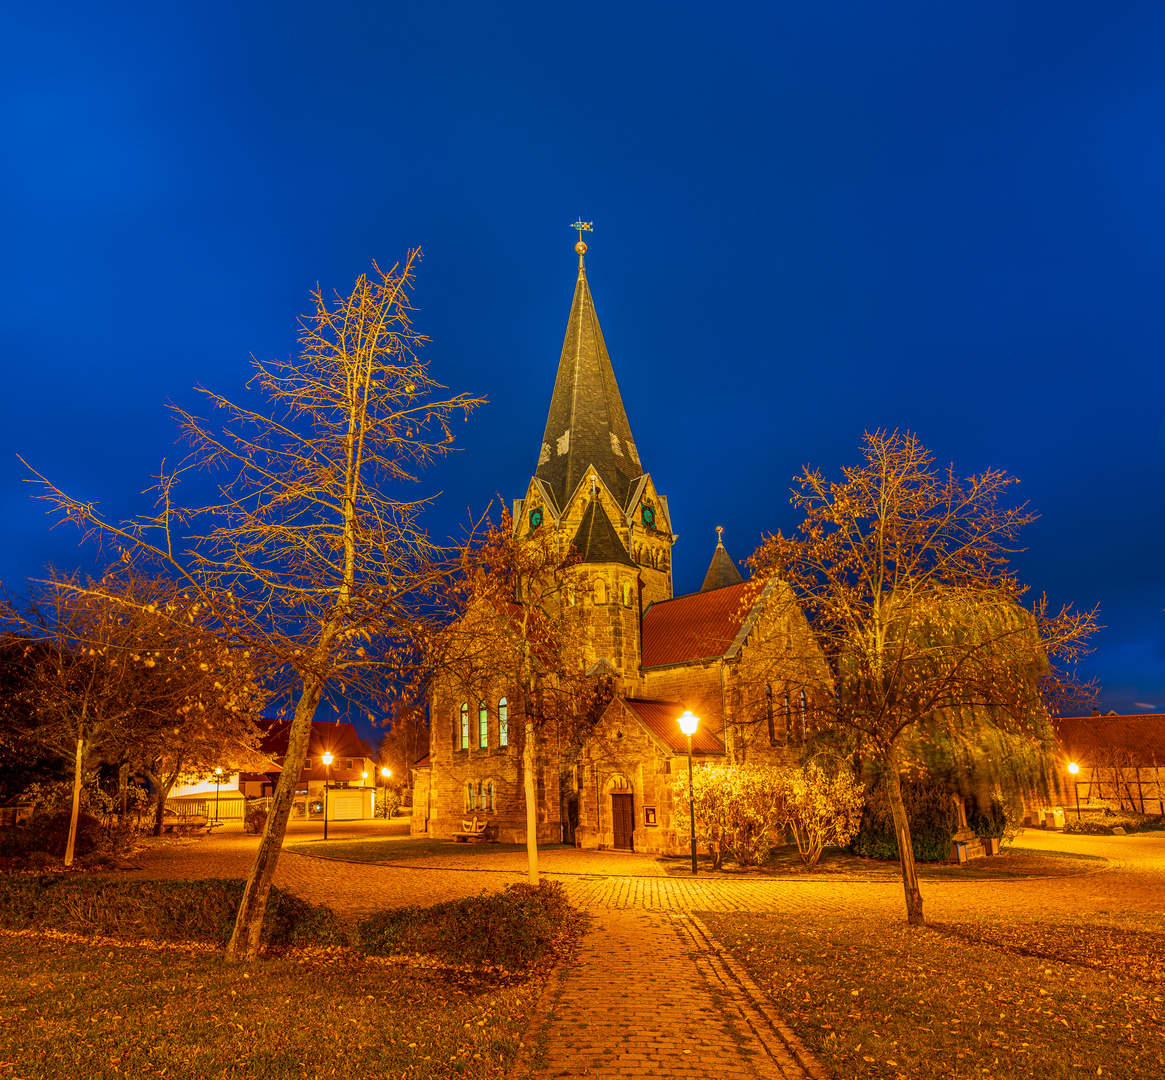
(214, 767, 223, 776)
(321, 752, 334, 766)
(678, 710, 700, 737)
(381, 767, 390, 778)
(362, 771, 368, 779)
(1068, 762, 1079, 775)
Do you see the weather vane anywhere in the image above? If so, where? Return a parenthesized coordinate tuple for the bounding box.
(571, 218, 594, 244)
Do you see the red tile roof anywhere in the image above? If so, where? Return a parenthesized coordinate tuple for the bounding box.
(623, 698, 724, 755)
(1053, 714, 1165, 766)
(259, 720, 373, 761)
(640, 582, 753, 668)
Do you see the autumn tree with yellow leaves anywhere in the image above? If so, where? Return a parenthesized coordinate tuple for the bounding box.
(25, 252, 482, 957)
(1, 570, 262, 860)
(421, 506, 606, 883)
(745, 431, 1097, 925)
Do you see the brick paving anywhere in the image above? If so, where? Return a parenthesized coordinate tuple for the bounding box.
(116, 826, 1165, 1078)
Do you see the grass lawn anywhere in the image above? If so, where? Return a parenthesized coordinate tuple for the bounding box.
(702, 911, 1165, 1079)
(0, 934, 540, 1080)
(660, 844, 1106, 880)
(287, 837, 540, 864)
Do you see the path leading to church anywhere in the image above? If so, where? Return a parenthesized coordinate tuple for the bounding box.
(114, 827, 1165, 1079)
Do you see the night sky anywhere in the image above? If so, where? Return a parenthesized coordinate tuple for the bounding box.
(3, 3, 1164, 742)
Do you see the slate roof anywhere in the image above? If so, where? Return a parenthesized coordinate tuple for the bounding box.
(1053, 714, 1165, 766)
(700, 540, 744, 592)
(535, 254, 644, 510)
(640, 582, 753, 668)
(571, 499, 636, 566)
(622, 698, 725, 755)
(259, 720, 374, 762)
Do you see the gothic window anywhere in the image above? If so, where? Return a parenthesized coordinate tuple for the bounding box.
(460, 702, 469, 750)
(466, 781, 476, 811)
(621, 581, 633, 607)
(784, 692, 792, 744)
(765, 683, 775, 744)
(487, 781, 496, 812)
(593, 578, 608, 604)
(799, 689, 808, 744)
(479, 702, 488, 748)
(498, 697, 508, 746)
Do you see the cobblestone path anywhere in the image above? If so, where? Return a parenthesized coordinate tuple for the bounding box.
(510, 908, 822, 1080)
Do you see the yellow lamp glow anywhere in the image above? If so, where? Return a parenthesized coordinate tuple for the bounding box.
(381, 767, 391, 778)
(362, 771, 368, 779)
(321, 752, 334, 766)
(678, 710, 700, 737)
(214, 767, 222, 776)
(1068, 762, 1079, 775)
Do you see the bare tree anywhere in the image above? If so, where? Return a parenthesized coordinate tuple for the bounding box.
(745, 431, 1098, 925)
(24, 253, 483, 957)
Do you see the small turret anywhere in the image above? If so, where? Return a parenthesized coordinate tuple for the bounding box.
(700, 527, 744, 592)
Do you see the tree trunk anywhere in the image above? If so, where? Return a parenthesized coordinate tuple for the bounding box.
(524, 719, 539, 884)
(883, 739, 924, 925)
(63, 735, 84, 867)
(226, 676, 323, 962)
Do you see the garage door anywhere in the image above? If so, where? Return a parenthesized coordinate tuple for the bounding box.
(333, 795, 363, 820)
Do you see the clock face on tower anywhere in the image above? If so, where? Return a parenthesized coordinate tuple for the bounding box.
(641, 505, 655, 529)
(529, 507, 543, 532)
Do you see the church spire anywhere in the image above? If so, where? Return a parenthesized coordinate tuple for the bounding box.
(534, 227, 643, 510)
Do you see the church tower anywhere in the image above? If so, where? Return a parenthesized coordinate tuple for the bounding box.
(513, 232, 675, 677)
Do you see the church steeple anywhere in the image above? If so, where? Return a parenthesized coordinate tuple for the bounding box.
(701, 527, 744, 592)
(534, 237, 643, 510)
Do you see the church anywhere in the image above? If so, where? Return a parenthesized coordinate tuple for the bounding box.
(412, 235, 821, 855)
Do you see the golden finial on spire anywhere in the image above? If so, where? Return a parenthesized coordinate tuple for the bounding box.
(716, 526, 725, 544)
(571, 217, 593, 255)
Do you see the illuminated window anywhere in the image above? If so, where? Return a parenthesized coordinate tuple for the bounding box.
(479, 702, 488, 748)
(498, 697, 508, 746)
(621, 581, 633, 607)
(460, 702, 469, 750)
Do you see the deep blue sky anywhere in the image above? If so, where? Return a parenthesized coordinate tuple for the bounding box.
(3, 2, 1164, 738)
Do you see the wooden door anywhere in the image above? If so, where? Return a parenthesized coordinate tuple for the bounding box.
(611, 793, 634, 851)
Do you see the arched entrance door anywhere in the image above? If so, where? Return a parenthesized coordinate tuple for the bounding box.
(611, 793, 634, 850)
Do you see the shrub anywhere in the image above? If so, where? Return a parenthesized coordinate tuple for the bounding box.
(1064, 811, 1165, 835)
(1, 811, 104, 860)
(850, 775, 957, 862)
(377, 790, 400, 819)
(357, 880, 577, 971)
(967, 790, 1023, 842)
(0, 877, 345, 947)
(244, 807, 268, 834)
(673, 762, 785, 869)
(776, 762, 864, 871)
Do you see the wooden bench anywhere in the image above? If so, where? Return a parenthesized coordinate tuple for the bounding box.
(454, 816, 489, 842)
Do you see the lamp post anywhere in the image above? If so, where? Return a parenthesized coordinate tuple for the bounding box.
(214, 767, 223, 824)
(677, 710, 700, 875)
(381, 767, 391, 817)
(1068, 761, 1081, 821)
(321, 752, 333, 840)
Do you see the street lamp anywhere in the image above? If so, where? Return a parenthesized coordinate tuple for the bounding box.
(1068, 761, 1081, 821)
(214, 767, 223, 824)
(381, 766, 391, 817)
(677, 710, 700, 875)
(321, 752, 334, 840)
